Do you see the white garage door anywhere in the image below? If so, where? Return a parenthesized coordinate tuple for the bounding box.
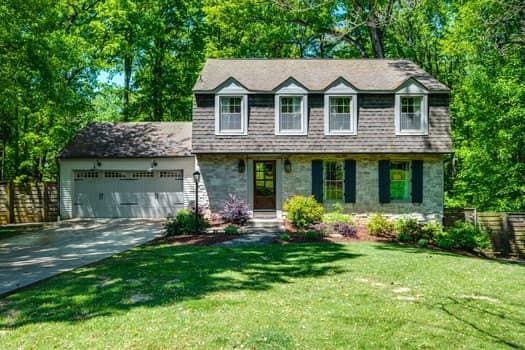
(73, 170, 184, 218)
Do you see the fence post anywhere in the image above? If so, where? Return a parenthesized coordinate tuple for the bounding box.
(7, 181, 14, 224)
(500, 213, 510, 258)
(43, 182, 49, 222)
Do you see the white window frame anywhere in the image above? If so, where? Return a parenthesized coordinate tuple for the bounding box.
(323, 160, 345, 202)
(395, 82, 429, 136)
(214, 94, 248, 135)
(324, 94, 357, 135)
(275, 94, 308, 135)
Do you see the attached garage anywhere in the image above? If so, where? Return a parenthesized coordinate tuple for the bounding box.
(59, 122, 195, 219)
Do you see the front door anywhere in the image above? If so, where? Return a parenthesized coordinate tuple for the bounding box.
(254, 161, 276, 210)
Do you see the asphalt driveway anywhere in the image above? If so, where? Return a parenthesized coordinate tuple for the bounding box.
(0, 219, 163, 296)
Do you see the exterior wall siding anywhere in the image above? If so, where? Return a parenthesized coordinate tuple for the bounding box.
(59, 157, 196, 219)
(192, 93, 451, 153)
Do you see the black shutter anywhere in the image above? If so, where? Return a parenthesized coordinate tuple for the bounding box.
(411, 160, 423, 203)
(344, 159, 356, 203)
(378, 160, 390, 203)
(311, 160, 323, 203)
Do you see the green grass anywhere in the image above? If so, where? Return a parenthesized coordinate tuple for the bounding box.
(1, 242, 524, 349)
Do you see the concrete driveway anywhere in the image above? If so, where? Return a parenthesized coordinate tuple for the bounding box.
(0, 219, 164, 296)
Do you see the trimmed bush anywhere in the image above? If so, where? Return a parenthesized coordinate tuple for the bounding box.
(278, 233, 291, 241)
(366, 213, 395, 236)
(417, 238, 429, 247)
(436, 221, 490, 251)
(221, 194, 250, 225)
(304, 230, 321, 240)
(165, 209, 209, 236)
(395, 217, 424, 242)
(224, 224, 240, 235)
(333, 222, 358, 237)
(284, 195, 324, 229)
(421, 221, 443, 240)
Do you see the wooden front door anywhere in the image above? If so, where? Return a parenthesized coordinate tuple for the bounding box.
(254, 161, 276, 210)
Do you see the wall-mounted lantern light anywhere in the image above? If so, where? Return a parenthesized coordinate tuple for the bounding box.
(93, 160, 102, 169)
(238, 159, 245, 173)
(284, 159, 292, 173)
(148, 160, 158, 172)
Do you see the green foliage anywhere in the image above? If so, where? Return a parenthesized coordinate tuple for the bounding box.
(224, 224, 240, 235)
(394, 217, 424, 242)
(417, 238, 429, 248)
(278, 233, 290, 241)
(366, 214, 394, 236)
(303, 230, 321, 240)
(436, 221, 491, 251)
(283, 195, 324, 229)
(165, 209, 209, 236)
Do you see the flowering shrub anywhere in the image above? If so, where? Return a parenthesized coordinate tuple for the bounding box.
(333, 222, 358, 237)
(221, 194, 250, 225)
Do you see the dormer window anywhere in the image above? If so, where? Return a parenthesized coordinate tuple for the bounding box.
(214, 80, 248, 135)
(323, 80, 358, 135)
(274, 80, 308, 135)
(395, 81, 428, 135)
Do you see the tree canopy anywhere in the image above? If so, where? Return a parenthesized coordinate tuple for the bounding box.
(0, 0, 523, 210)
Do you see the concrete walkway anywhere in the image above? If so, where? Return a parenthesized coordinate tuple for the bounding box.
(214, 232, 278, 247)
(0, 219, 163, 296)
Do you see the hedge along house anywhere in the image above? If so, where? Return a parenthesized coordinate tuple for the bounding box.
(192, 59, 452, 221)
(58, 122, 195, 219)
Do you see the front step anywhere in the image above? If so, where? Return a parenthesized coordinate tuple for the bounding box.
(247, 217, 285, 232)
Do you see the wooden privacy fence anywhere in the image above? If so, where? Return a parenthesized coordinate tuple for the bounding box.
(444, 209, 525, 258)
(0, 181, 58, 225)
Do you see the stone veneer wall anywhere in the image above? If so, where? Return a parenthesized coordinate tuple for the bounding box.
(197, 154, 444, 221)
(196, 155, 248, 212)
(282, 154, 444, 221)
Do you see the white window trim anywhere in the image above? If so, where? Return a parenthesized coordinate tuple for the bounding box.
(323, 160, 345, 202)
(324, 94, 358, 135)
(274, 94, 308, 135)
(395, 93, 428, 136)
(214, 94, 248, 135)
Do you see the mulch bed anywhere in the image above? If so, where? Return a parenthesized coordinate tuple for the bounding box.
(150, 234, 237, 246)
(280, 221, 397, 244)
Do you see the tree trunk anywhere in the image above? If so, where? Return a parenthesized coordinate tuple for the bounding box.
(122, 30, 133, 121)
(152, 39, 165, 121)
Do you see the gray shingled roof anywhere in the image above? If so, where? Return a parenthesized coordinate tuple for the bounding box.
(193, 59, 450, 92)
(60, 122, 192, 158)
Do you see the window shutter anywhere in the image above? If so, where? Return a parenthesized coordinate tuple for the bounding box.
(344, 159, 356, 203)
(311, 160, 323, 203)
(378, 160, 390, 203)
(411, 160, 423, 203)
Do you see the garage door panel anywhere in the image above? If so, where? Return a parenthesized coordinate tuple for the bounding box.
(73, 169, 185, 218)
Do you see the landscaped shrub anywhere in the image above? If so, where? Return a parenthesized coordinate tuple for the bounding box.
(333, 222, 358, 237)
(436, 221, 490, 251)
(309, 222, 329, 236)
(322, 203, 354, 225)
(421, 221, 443, 240)
(395, 217, 424, 242)
(224, 224, 240, 235)
(278, 233, 291, 241)
(221, 194, 250, 225)
(284, 195, 324, 229)
(417, 238, 429, 247)
(304, 230, 321, 240)
(165, 209, 209, 236)
(366, 213, 395, 236)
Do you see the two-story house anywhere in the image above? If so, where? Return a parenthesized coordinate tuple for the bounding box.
(192, 59, 451, 221)
(58, 58, 451, 221)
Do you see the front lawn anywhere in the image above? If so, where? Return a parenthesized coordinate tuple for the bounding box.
(1, 242, 524, 349)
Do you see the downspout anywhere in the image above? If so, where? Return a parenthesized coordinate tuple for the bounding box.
(56, 156, 61, 222)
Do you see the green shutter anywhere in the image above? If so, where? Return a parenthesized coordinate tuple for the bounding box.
(344, 159, 356, 203)
(311, 160, 323, 203)
(378, 160, 390, 203)
(411, 160, 423, 203)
